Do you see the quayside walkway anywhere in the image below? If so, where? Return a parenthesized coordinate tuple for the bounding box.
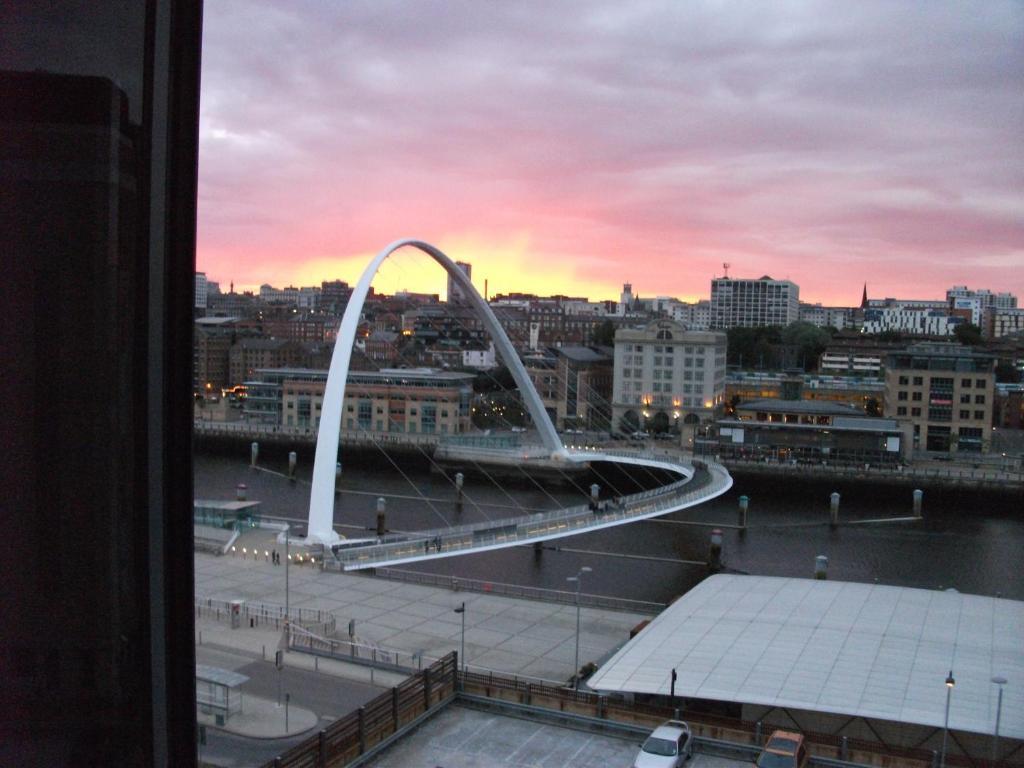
(325, 450, 733, 571)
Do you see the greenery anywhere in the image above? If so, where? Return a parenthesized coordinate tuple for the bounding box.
(953, 323, 983, 346)
(727, 321, 836, 371)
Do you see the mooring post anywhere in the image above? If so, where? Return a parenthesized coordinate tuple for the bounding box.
(913, 488, 924, 518)
(707, 529, 723, 573)
(376, 497, 387, 537)
(250, 441, 259, 467)
(738, 495, 749, 530)
(288, 450, 297, 481)
(815, 555, 829, 580)
(455, 472, 464, 515)
(830, 492, 840, 527)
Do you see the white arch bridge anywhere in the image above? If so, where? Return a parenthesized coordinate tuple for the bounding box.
(303, 239, 732, 566)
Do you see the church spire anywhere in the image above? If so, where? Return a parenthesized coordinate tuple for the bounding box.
(860, 282, 868, 309)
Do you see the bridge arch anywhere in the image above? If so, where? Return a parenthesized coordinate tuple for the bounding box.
(305, 238, 565, 545)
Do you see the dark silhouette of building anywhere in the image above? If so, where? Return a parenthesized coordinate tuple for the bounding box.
(1, 4, 203, 766)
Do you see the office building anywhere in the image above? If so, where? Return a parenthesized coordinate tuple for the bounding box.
(710, 276, 799, 328)
(612, 319, 727, 433)
(447, 261, 472, 304)
(884, 344, 996, 453)
(195, 271, 208, 310)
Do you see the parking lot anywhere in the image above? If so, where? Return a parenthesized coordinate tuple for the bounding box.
(364, 705, 751, 768)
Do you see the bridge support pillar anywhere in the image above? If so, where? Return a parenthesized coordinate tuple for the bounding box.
(707, 528, 723, 573)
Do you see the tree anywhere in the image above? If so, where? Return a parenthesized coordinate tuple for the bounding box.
(781, 322, 833, 372)
(592, 319, 616, 346)
(953, 323, 983, 346)
(865, 397, 882, 417)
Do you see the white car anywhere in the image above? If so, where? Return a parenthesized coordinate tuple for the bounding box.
(633, 720, 693, 768)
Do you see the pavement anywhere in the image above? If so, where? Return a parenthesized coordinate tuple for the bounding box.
(196, 528, 653, 684)
(362, 704, 752, 768)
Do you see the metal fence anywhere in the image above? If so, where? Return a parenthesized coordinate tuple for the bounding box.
(194, 596, 337, 635)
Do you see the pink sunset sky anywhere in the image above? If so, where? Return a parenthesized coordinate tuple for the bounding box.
(197, 1, 1024, 306)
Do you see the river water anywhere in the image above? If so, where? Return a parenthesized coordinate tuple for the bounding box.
(195, 446, 1024, 604)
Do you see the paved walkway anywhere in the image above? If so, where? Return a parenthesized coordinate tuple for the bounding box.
(197, 694, 318, 739)
(196, 528, 653, 683)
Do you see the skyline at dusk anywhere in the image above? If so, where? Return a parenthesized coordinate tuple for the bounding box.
(197, 1, 1024, 306)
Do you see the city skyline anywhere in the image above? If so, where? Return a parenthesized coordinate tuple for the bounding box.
(198, 1, 1023, 305)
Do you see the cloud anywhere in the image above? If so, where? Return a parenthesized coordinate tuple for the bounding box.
(197, 0, 1024, 304)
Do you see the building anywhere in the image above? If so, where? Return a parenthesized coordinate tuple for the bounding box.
(946, 285, 1017, 312)
(3, 8, 204, 762)
(714, 412, 909, 465)
(798, 303, 854, 330)
(994, 383, 1024, 429)
(320, 279, 352, 315)
(612, 319, 727, 434)
(884, 344, 996, 453)
(447, 260, 472, 304)
(988, 308, 1024, 339)
(710, 275, 799, 329)
(193, 316, 263, 394)
(862, 307, 964, 336)
(195, 271, 208, 310)
(244, 367, 473, 435)
(228, 338, 305, 386)
(726, 372, 884, 414)
(818, 335, 908, 378)
(589, 575, 1024, 761)
(554, 345, 614, 431)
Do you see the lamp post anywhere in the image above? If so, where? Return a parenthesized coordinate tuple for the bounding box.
(454, 602, 466, 674)
(284, 523, 291, 620)
(941, 670, 955, 768)
(991, 675, 1007, 764)
(566, 566, 592, 690)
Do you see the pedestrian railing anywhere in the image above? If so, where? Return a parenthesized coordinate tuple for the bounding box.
(194, 596, 336, 635)
(325, 456, 732, 570)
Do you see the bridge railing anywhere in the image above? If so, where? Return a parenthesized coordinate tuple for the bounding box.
(330, 461, 732, 569)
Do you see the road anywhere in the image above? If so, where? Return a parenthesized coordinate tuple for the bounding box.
(196, 644, 386, 767)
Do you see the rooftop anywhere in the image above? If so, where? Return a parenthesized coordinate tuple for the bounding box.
(589, 575, 1023, 739)
(736, 399, 863, 416)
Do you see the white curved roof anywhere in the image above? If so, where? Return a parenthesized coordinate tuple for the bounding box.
(589, 575, 1023, 739)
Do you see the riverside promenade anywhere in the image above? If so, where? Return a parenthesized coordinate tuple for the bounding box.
(195, 528, 654, 684)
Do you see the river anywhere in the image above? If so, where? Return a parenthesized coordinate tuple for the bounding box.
(195, 446, 1024, 604)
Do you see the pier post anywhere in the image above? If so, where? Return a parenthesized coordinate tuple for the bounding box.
(236, 483, 247, 501)
(455, 472, 464, 515)
(913, 488, 923, 518)
(707, 529, 723, 573)
(815, 555, 828, 580)
(829, 492, 840, 527)
(250, 441, 259, 467)
(738, 495, 749, 530)
(288, 451, 297, 481)
(376, 497, 387, 537)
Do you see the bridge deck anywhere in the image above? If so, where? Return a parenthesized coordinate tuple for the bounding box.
(324, 451, 733, 570)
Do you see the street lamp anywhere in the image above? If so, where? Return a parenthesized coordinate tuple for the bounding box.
(284, 524, 291, 621)
(991, 675, 1007, 764)
(941, 670, 955, 768)
(454, 602, 466, 674)
(566, 566, 593, 690)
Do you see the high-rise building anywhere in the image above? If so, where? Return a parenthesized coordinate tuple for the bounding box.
(447, 261, 472, 304)
(195, 271, 208, 309)
(710, 275, 799, 328)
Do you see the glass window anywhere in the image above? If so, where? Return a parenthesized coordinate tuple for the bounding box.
(912, 392, 922, 401)
(974, 410, 985, 420)
(975, 395, 985, 404)
(898, 376, 909, 385)
(976, 379, 986, 388)
(897, 406, 907, 416)
(961, 378, 972, 388)
(913, 376, 924, 385)
(898, 391, 908, 401)
(911, 407, 921, 416)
